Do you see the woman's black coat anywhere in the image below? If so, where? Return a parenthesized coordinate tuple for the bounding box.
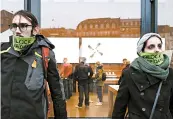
(112, 67, 173, 119)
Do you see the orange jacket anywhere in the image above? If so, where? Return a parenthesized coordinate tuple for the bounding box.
(60, 63, 72, 78)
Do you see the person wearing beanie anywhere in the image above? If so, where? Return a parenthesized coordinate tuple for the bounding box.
(112, 33, 173, 119)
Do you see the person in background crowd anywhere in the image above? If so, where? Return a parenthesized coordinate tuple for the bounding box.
(74, 57, 93, 108)
(118, 60, 130, 85)
(95, 62, 105, 106)
(95, 61, 102, 73)
(112, 33, 173, 119)
(122, 60, 130, 72)
(1, 10, 67, 119)
(85, 63, 94, 103)
(60, 58, 73, 100)
(121, 58, 128, 70)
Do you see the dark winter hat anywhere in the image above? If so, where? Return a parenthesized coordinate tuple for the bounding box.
(137, 33, 162, 55)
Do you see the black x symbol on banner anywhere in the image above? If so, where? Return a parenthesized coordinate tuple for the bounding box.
(88, 43, 103, 58)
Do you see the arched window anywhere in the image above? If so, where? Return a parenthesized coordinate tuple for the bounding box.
(90, 24, 93, 29)
(107, 31, 110, 36)
(131, 22, 133, 26)
(84, 24, 87, 30)
(93, 32, 95, 36)
(100, 24, 104, 29)
(112, 23, 115, 28)
(83, 32, 85, 36)
(86, 32, 89, 36)
(106, 23, 110, 28)
(90, 32, 92, 36)
(79, 25, 82, 30)
(95, 24, 98, 29)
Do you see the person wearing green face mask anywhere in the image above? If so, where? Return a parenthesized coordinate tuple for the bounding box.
(1, 10, 67, 119)
(112, 33, 173, 119)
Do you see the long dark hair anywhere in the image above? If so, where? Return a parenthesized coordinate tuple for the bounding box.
(13, 10, 38, 27)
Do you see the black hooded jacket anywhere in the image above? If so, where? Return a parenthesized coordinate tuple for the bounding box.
(1, 35, 67, 119)
(74, 62, 93, 85)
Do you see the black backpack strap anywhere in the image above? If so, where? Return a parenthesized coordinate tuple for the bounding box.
(149, 81, 163, 119)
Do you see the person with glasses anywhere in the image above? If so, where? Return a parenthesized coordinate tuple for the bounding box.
(112, 33, 173, 119)
(1, 10, 67, 119)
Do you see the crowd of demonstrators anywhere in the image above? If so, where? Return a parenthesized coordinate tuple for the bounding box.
(1, 10, 67, 119)
(74, 57, 93, 108)
(112, 33, 173, 119)
(59, 58, 73, 100)
(2, 10, 173, 119)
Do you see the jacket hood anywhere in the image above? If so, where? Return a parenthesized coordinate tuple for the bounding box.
(35, 34, 55, 49)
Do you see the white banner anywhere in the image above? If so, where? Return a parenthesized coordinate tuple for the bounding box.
(48, 37, 79, 63)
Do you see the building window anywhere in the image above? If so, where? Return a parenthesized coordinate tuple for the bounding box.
(98, 31, 101, 36)
(105, 31, 107, 35)
(100, 32, 102, 36)
(107, 31, 110, 36)
(129, 28, 131, 32)
(121, 28, 125, 31)
(131, 22, 133, 26)
(79, 25, 82, 30)
(90, 24, 93, 29)
(95, 24, 98, 29)
(135, 22, 138, 26)
(112, 23, 115, 28)
(106, 23, 110, 28)
(84, 24, 87, 30)
(86, 32, 89, 36)
(100, 24, 104, 29)
(83, 32, 85, 36)
(93, 32, 95, 36)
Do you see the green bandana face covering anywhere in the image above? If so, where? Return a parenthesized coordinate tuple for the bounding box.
(13, 36, 35, 52)
(140, 52, 164, 65)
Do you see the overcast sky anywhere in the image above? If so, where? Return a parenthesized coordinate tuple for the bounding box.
(1, 0, 173, 29)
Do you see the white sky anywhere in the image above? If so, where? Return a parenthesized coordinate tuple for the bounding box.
(0, 0, 173, 29)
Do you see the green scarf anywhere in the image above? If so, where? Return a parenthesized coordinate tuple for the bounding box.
(140, 52, 164, 65)
(131, 54, 169, 80)
(12, 36, 35, 52)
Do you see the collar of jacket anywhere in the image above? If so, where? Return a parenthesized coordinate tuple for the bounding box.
(8, 35, 55, 56)
(130, 68, 161, 92)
